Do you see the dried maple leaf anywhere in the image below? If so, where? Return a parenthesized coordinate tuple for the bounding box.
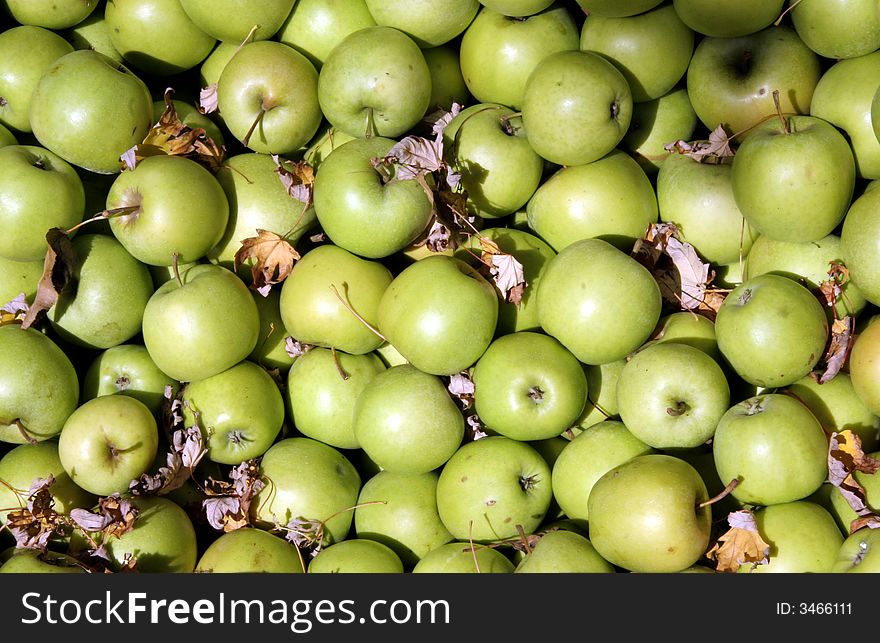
(121, 87, 225, 172)
(202, 460, 265, 532)
(477, 236, 527, 305)
(0, 292, 28, 326)
(129, 425, 208, 496)
(817, 316, 854, 384)
(284, 337, 314, 359)
(665, 124, 736, 163)
(4, 476, 71, 551)
(446, 371, 475, 411)
(272, 154, 315, 206)
(705, 509, 771, 573)
(424, 102, 463, 142)
(233, 229, 301, 296)
(70, 494, 139, 540)
(372, 134, 444, 183)
(20, 228, 75, 330)
(828, 430, 880, 533)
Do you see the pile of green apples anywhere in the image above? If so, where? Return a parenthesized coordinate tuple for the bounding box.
(2, 0, 880, 575)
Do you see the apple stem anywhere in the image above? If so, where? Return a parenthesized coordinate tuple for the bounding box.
(329, 284, 387, 341)
(5, 419, 37, 445)
(666, 401, 689, 417)
(498, 111, 522, 136)
(365, 107, 377, 139)
(330, 347, 350, 381)
(468, 520, 481, 574)
(774, 0, 803, 26)
(65, 205, 141, 235)
(772, 89, 790, 134)
(171, 252, 184, 288)
(516, 524, 532, 555)
(242, 106, 267, 147)
(698, 478, 740, 509)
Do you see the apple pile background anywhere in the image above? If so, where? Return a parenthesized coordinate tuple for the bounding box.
(2, 0, 880, 574)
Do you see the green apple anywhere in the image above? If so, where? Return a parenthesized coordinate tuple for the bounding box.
(646, 312, 721, 363)
(472, 331, 587, 441)
(833, 528, 880, 573)
(810, 50, 880, 179)
(0, 326, 79, 444)
(62, 10, 123, 63)
(423, 44, 470, 111)
(617, 342, 730, 449)
(672, 0, 785, 37)
(579, 4, 694, 103)
(0, 442, 95, 526)
(254, 437, 361, 545)
(181, 359, 284, 464)
(199, 41, 238, 86)
(411, 541, 514, 573)
(287, 347, 386, 450)
(841, 185, 880, 305)
(656, 151, 757, 266)
(746, 233, 867, 319)
(587, 453, 712, 573)
(514, 529, 615, 573)
(459, 5, 579, 110)
(731, 114, 855, 243)
(47, 233, 154, 350)
(354, 470, 453, 568)
(0, 549, 85, 573)
(849, 318, 880, 415)
(526, 149, 658, 253)
(377, 255, 498, 376)
(785, 373, 880, 454)
(208, 152, 317, 278)
(88, 495, 197, 573)
(714, 274, 828, 388)
(686, 25, 821, 138)
(737, 501, 842, 573)
(442, 103, 544, 219)
(317, 26, 431, 138)
(622, 88, 698, 175)
(536, 238, 662, 365)
(248, 289, 296, 373)
(308, 539, 404, 573)
(312, 137, 434, 258)
(0, 145, 84, 262)
(575, 0, 663, 17)
(276, 0, 376, 69)
(279, 244, 392, 355)
(522, 50, 632, 166)
(0, 123, 15, 148)
(455, 227, 555, 336)
(713, 393, 829, 506)
(572, 359, 627, 434)
(195, 527, 305, 573)
(353, 364, 464, 474)
(81, 344, 180, 415)
(217, 40, 321, 155)
(105, 0, 216, 76)
(477, 0, 554, 16)
(0, 255, 41, 304)
(0, 26, 73, 133)
(29, 50, 153, 174)
(551, 420, 653, 522)
(178, 0, 295, 42)
(142, 264, 260, 383)
(2, 0, 99, 29)
(106, 154, 229, 266)
(790, 0, 880, 60)
(436, 436, 552, 542)
(364, 0, 479, 48)
(58, 395, 159, 496)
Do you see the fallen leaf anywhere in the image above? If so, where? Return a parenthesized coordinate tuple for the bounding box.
(69, 494, 139, 540)
(665, 124, 736, 163)
(828, 430, 880, 533)
(284, 337, 313, 359)
(233, 229, 301, 295)
(705, 509, 771, 573)
(372, 135, 443, 182)
(818, 316, 854, 384)
(129, 425, 207, 496)
(0, 292, 28, 326)
(446, 371, 475, 410)
(477, 236, 527, 305)
(4, 476, 71, 551)
(20, 228, 75, 330)
(281, 516, 326, 558)
(202, 460, 265, 532)
(198, 83, 219, 114)
(272, 155, 314, 206)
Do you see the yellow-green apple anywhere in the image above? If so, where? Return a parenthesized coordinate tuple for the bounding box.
(411, 541, 514, 572)
(686, 26, 821, 137)
(317, 26, 431, 138)
(713, 393, 829, 505)
(622, 88, 698, 175)
(575, 0, 663, 17)
(459, 5, 579, 110)
(275, 0, 376, 69)
(435, 435, 552, 541)
(423, 44, 470, 110)
(579, 4, 694, 103)
(833, 527, 880, 572)
(248, 289, 296, 373)
(279, 244, 392, 355)
(536, 238, 662, 365)
(377, 255, 499, 376)
(849, 318, 880, 415)
(308, 539, 404, 573)
(364, 0, 479, 48)
(141, 264, 260, 382)
(526, 149, 657, 252)
(0, 326, 79, 444)
(672, 0, 785, 37)
(354, 469, 453, 568)
(58, 395, 159, 496)
(587, 453, 711, 572)
(714, 274, 828, 387)
(28, 50, 153, 174)
(2, 0, 99, 29)
(0, 255, 41, 303)
(0, 123, 15, 147)
(478, 0, 554, 16)
(0, 145, 84, 262)
(177, 0, 295, 42)
(287, 348, 386, 450)
(514, 529, 615, 573)
(572, 359, 627, 434)
(0, 549, 85, 573)
(195, 527, 305, 573)
(62, 10, 123, 63)
(81, 344, 180, 416)
(0, 26, 73, 133)
(645, 312, 721, 363)
(842, 185, 880, 305)
(790, 0, 880, 59)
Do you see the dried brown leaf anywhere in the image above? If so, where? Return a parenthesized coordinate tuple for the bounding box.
(5, 476, 70, 551)
(665, 124, 735, 163)
(705, 509, 771, 573)
(129, 425, 207, 496)
(272, 155, 314, 206)
(202, 460, 265, 532)
(284, 337, 313, 359)
(478, 237, 527, 305)
(828, 430, 880, 533)
(20, 228, 75, 330)
(198, 83, 219, 114)
(818, 316, 854, 384)
(70, 494, 139, 540)
(0, 292, 28, 326)
(233, 229, 301, 296)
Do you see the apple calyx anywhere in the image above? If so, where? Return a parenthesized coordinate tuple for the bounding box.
(666, 400, 689, 417)
(528, 386, 545, 403)
(737, 288, 753, 306)
(742, 398, 765, 416)
(0, 96, 7, 107)
(114, 376, 131, 392)
(519, 473, 541, 493)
